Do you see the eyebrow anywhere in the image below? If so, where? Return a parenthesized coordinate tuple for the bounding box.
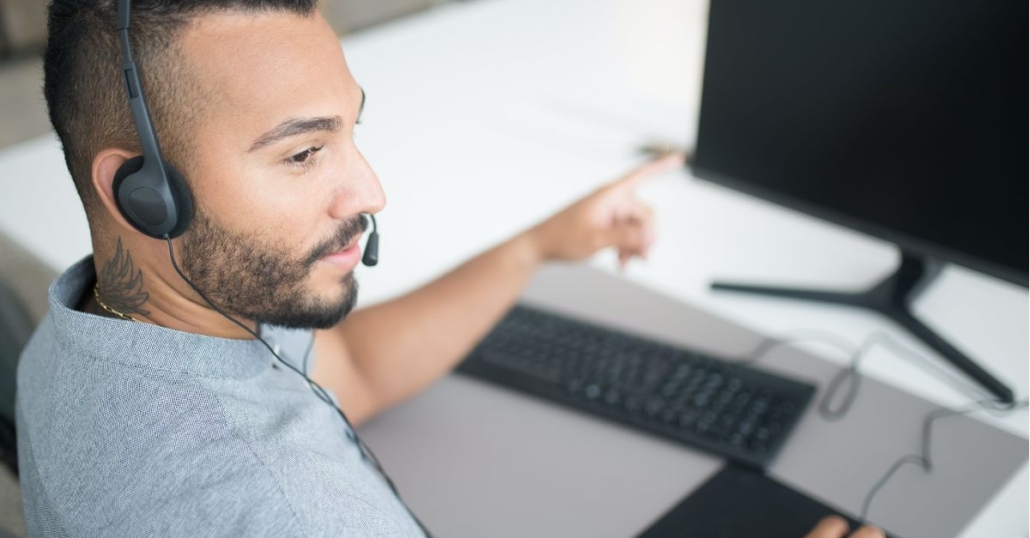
(248, 116, 342, 152)
(248, 88, 367, 152)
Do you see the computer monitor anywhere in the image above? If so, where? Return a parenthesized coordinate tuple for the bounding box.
(690, 0, 1026, 402)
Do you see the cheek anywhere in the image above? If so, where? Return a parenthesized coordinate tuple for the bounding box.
(194, 158, 330, 242)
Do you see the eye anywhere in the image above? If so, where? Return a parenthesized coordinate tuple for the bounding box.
(285, 145, 324, 168)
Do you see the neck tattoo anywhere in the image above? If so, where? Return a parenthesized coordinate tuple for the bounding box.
(94, 236, 151, 321)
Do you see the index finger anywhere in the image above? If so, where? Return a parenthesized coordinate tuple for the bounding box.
(613, 152, 686, 191)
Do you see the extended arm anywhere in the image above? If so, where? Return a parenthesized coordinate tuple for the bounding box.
(312, 154, 683, 424)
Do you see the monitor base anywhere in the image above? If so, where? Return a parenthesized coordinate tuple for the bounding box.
(711, 251, 1015, 403)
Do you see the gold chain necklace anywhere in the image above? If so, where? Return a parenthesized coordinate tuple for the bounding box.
(93, 283, 137, 322)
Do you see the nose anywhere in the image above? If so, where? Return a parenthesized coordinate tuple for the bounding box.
(328, 148, 386, 220)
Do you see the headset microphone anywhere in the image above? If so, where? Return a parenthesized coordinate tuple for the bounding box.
(362, 213, 379, 267)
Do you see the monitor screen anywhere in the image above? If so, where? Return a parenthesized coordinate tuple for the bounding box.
(691, 0, 1027, 286)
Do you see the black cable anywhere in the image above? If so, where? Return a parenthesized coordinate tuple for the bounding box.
(301, 332, 316, 377)
(164, 236, 433, 538)
(742, 326, 1029, 529)
(815, 331, 994, 421)
(740, 329, 871, 420)
(815, 336, 877, 422)
(858, 398, 1028, 524)
(742, 330, 998, 419)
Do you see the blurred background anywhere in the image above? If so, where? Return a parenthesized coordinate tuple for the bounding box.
(0, 0, 455, 149)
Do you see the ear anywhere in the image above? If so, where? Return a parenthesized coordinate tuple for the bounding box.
(91, 148, 142, 233)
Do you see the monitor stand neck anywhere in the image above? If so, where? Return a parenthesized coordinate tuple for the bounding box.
(711, 251, 1014, 403)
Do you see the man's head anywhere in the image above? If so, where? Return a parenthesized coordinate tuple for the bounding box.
(45, 0, 385, 330)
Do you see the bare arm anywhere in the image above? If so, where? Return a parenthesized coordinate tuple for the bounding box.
(314, 232, 540, 424)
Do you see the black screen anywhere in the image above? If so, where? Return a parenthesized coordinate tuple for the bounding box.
(692, 0, 1027, 286)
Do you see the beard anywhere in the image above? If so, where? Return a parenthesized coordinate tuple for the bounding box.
(179, 209, 367, 330)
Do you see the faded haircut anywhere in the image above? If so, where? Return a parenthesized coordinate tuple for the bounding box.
(43, 0, 318, 220)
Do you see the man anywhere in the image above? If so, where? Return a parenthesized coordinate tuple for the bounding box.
(17, 1, 884, 536)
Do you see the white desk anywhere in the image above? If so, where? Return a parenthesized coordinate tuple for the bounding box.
(0, 0, 1026, 535)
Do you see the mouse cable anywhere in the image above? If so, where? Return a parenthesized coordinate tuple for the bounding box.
(163, 236, 433, 538)
(859, 397, 1028, 525)
(739, 326, 1028, 529)
(740, 329, 999, 420)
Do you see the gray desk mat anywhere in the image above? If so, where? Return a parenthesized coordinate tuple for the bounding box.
(357, 263, 1027, 538)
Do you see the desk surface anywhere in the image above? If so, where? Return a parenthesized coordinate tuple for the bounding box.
(357, 263, 1025, 538)
(0, 0, 1027, 535)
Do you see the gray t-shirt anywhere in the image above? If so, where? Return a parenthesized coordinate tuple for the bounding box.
(16, 256, 425, 537)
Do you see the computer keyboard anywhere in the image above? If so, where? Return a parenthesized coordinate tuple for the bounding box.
(456, 304, 817, 468)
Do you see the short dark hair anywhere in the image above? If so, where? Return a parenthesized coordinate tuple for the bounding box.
(43, 0, 318, 219)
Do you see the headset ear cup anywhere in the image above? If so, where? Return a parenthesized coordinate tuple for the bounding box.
(113, 156, 193, 238)
(112, 155, 147, 232)
(163, 163, 194, 238)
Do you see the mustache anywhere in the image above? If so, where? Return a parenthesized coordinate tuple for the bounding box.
(302, 214, 368, 267)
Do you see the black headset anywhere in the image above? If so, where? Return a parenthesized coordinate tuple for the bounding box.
(113, 0, 192, 239)
(113, 0, 378, 266)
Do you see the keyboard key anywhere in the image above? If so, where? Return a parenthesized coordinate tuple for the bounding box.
(645, 398, 665, 418)
(624, 395, 644, 414)
(679, 409, 700, 427)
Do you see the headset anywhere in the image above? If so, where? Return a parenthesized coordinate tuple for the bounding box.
(112, 0, 379, 266)
(110, 0, 428, 534)
(112, 0, 190, 239)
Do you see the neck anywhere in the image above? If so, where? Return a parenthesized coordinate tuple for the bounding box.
(88, 235, 258, 340)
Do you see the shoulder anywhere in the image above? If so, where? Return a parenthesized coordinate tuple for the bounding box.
(17, 357, 304, 535)
(16, 324, 414, 537)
